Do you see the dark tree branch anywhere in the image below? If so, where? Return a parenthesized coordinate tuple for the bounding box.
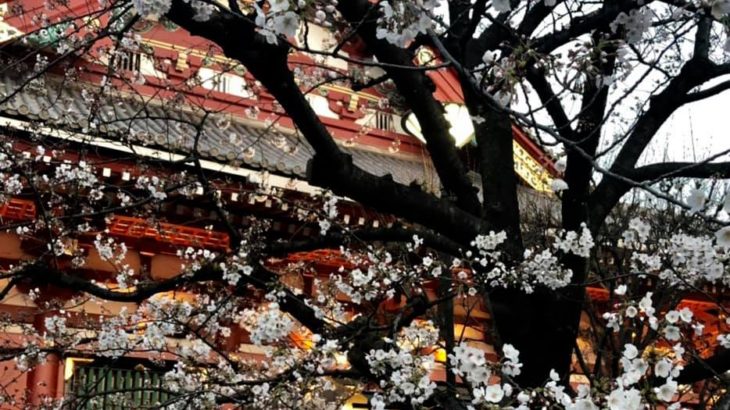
(462, 4, 518, 68)
(532, 1, 643, 54)
(17, 258, 331, 336)
(517, 0, 561, 37)
(227, 0, 242, 16)
(241, 265, 330, 335)
(683, 79, 730, 104)
(426, 30, 524, 257)
(606, 51, 729, 174)
(264, 225, 462, 256)
(337, 0, 482, 216)
(446, 0, 488, 54)
(165, 1, 490, 246)
(676, 348, 730, 385)
(20, 262, 219, 303)
(564, 30, 618, 229)
(629, 161, 730, 181)
(515, 29, 619, 387)
(590, 25, 730, 230)
(472, 102, 524, 255)
(351, 73, 390, 91)
(693, 15, 712, 61)
(525, 65, 576, 141)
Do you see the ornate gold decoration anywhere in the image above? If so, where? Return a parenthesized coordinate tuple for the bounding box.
(415, 46, 437, 66)
(141, 38, 381, 102)
(513, 140, 553, 193)
(347, 94, 359, 112)
(175, 52, 189, 71)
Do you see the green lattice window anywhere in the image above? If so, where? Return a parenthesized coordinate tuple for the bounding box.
(65, 361, 171, 409)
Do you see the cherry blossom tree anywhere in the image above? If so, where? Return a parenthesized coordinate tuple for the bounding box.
(0, 0, 729, 409)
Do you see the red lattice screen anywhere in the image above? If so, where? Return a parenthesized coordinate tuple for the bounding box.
(107, 216, 230, 251)
(0, 198, 36, 220)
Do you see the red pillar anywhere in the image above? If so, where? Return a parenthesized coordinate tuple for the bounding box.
(27, 314, 61, 406)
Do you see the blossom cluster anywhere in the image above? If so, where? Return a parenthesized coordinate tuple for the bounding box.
(253, 0, 304, 44)
(553, 223, 595, 258)
(448, 343, 520, 406)
(610, 7, 654, 44)
(132, 0, 172, 19)
(366, 322, 439, 408)
(629, 231, 730, 287)
(318, 193, 338, 235)
(237, 301, 294, 346)
(329, 249, 411, 304)
(467, 226, 593, 293)
(375, 0, 440, 47)
(623, 217, 651, 246)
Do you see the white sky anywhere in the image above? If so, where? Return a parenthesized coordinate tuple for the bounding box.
(646, 92, 730, 164)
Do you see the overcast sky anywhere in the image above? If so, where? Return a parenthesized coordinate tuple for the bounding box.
(647, 92, 730, 164)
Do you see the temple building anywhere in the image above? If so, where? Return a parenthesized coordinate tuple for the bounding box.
(0, 2, 724, 409)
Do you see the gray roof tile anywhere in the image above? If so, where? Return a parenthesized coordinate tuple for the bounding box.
(0, 74, 439, 189)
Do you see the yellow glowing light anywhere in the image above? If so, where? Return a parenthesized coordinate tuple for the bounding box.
(289, 331, 314, 350)
(403, 106, 555, 192)
(342, 394, 368, 410)
(334, 352, 349, 367)
(434, 347, 447, 363)
(63, 357, 93, 381)
(402, 103, 475, 148)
